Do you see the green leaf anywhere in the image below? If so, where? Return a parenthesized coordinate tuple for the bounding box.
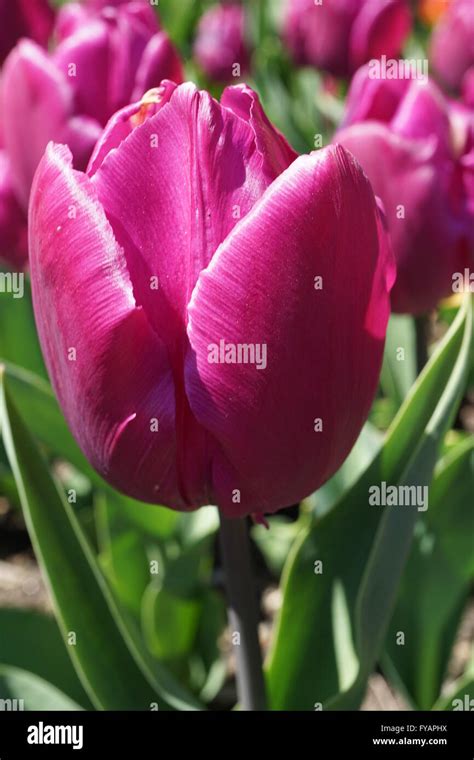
(192, 590, 227, 703)
(157, 0, 200, 47)
(0, 608, 92, 708)
(178, 506, 219, 547)
(266, 295, 472, 710)
(142, 584, 201, 661)
(96, 493, 151, 616)
(307, 422, 382, 518)
(0, 278, 46, 378)
(0, 665, 82, 711)
(252, 516, 304, 577)
(433, 656, 474, 711)
(383, 437, 474, 709)
(0, 371, 196, 710)
(427, 438, 474, 581)
(380, 314, 417, 407)
(1, 362, 96, 480)
(111, 492, 180, 540)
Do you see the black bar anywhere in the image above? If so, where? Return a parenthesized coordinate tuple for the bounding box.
(0, 710, 473, 756)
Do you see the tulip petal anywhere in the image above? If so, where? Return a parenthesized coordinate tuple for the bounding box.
(221, 84, 297, 179)
(186, 145, 393, 517)
(29, 142, 197, 508)
(87, 81, 177, 176)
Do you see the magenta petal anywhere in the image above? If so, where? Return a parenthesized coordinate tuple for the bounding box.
(185, 145, 393, 517)
(29, 143, 191, 508)
(221, 84, 298, 178)
(87, 102, 142, 177)
(87, 81, 178, 176)
(1, 40, 73, 207)
(91, 83, 282, 344)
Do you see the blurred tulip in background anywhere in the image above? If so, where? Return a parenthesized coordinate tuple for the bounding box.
(193, 2, 250, 82)
(283, 0, 412, 78)
(0, 1, 183, 267)
(430, 0, 474, 95)
(336, 66, 474, 314)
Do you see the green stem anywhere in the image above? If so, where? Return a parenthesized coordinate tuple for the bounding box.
(415, 314, 430, 375)
(219, 516, 267, 711)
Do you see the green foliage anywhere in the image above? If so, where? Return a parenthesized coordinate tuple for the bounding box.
(266, 297, 472, 710)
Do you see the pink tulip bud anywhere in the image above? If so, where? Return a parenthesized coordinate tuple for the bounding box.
(0, 0, 54, 64)
(283, 0, 411, 78)
(430, 0, 474, 95)
(336, 67, 474, 314)
(29, 82, 394, 518)
(0, 1, 183, 268)
(194, 2, 250, 82)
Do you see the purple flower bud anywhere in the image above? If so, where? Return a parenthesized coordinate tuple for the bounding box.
(194, 2, 250, 82)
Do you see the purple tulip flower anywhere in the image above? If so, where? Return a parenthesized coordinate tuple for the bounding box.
(29, 81, 394, 517)
(430, 0, 474, 95)
(336, 66, 474, 314)
(194, 2, 250, 83)
(283, 0, 412, 78)
(0, 1, 183, 267)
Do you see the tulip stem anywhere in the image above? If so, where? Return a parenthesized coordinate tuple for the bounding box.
(219, 516, 267, 711)
(415, 314, 430, 374)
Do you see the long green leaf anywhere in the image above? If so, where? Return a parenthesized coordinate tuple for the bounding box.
(380, 314, 417, 406)
(0, 665, 82, 711)
(0, 278, 46, 378)
(267, 296, 472, 710)
(0, 608, 92, 708)
(2, 362, 96, 479)
(382, 437, 474, 708)
(0, 371, 199, 710)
